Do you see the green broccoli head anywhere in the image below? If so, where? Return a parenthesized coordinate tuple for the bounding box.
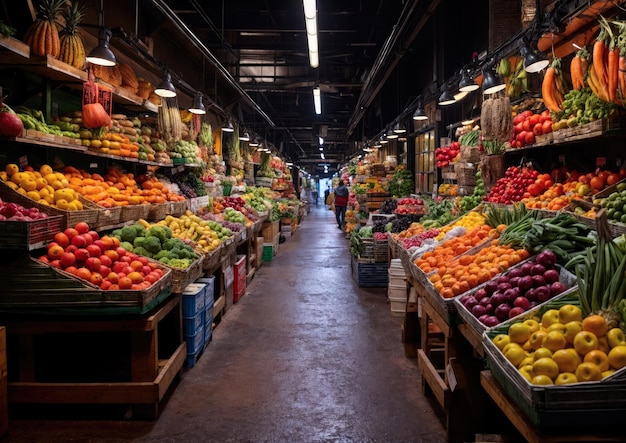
(162, 238, 178, 251)
(133, 236, 146, 248)
(143, 236, 162, 254)
(167, 249, 181, 260)
(160, 225, 173, 239)
(154, 250, 169, 260)
(120, 225, 137, 243)
(147, 226, 168, 243)
(133, 223, 146, 238)
(120, 241, 134, 252)
(112, 228, 123, 238)
(178, 248, 191, 259)
(158, 257, 170, 264)
(133, 246, 153, 258)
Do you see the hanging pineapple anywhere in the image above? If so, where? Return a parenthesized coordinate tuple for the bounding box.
(23, 0, 65, 58)
(59, 2, 86, 69)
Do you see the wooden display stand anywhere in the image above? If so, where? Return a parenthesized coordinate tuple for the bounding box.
(1, 295, 185, 419)
(480, 371, 623, 443)
(417, 295, 483, 443)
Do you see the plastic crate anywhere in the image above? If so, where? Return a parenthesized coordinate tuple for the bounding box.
(263, 244, 274, 261)
(183, 310, 203, 337)
(350, 255, 388, 287)
(184, 327, 205, 355)
(0, 215, 63, 250)
(195, 276, 215, 308)
(181, 283, 206, 317)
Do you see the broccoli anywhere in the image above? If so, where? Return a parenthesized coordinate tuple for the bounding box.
(160, 225, 173, 239)
(147, 226, 168, 243)
(120, 241, 133, 252)
(143, 236, 162, 254)
(154, 250, 169, 260)
(132, 223, 146, 238)
(159, 257, 170, 264)
(178, 248, 191, 259)
(120, 226, 137, 243)
(133, 246, 152, 258)
(167, 249, 181, 260)
(112, 228, 123, 238)
(133, 236, 146, 248)
(162, 238, 178, 251)
(168, 258, 191, 269)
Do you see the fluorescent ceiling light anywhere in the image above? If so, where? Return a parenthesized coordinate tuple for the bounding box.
(321, 153, 325, 160)
(387, 132, 398, 140)
(453, 90, 468, 101)
(313, 87, 322, 114)
(303, 0, 316, 18)
(319, 136, 324, 145)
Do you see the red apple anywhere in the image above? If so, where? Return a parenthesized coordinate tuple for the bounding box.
(65, 244, 78, 254)
(112, 262, 127, 274)
(116, 247, 127, 258)
(75, 248, 90, 262)
(87, 230, 100, 242)
(46, 241, 60, 250)
(85, 257, 101, 272)
(64, 227, 79, 240)
(93, 239, 106, 251)
(99, 265, 111, 277)
(120, 255, 132, 264)
(59, 251, 76, 268)
(142, 265, 152, 275)
(86, 244, 102, 258)
(49, 259, 61, 269)
(99, 255, 112, 267)
(71, 234, 88, 248)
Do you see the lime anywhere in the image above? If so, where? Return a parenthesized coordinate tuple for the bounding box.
(614, 211, 623, 221)
(607, 208, 616, 219)
(616, 182, 626, 192)
(623, 203, 626, 214)
(621, 190, 626, 198)
(608, 192, 618, 201)
(621, 213, 626, 223)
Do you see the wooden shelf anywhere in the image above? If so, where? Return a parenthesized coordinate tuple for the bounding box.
(0, 35, 29, 61)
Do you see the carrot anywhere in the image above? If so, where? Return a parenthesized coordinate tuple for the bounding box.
(608, 47, 619, 103)
(593, 38, 608, 88)
(571, 56, 582, 90)
(619, 56, 626, 102)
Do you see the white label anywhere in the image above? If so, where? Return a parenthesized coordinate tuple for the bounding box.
(446, 361, 457, 392)
(241, 229, 247, 240)
(90, 163, 98, 168)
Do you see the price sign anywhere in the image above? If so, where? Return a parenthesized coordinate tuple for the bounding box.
(89, 163, 98, 169)
(596, 157, 606, 167)
(18, 155, 28, 169)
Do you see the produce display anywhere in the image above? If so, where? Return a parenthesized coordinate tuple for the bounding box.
(155, 212, 230, 254)
(0, 198, 49, 221)
(458, 249, 571, 326)
(112, 221, 200, 269)
(435, 141, 460, 168)
(486, 166, 540, 204)
(1, 163, 85, 210)
(394, 197, 425, 215)
(0, 98, 24, 137)
(36, 221, 167, 290)
(597, 181, 626, 224)
(399, 228, 439, 250)
(387, 167, 414, 197)
(510, 110, 553, 148)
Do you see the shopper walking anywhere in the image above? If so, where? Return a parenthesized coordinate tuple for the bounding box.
(311, 187, 319, 205)
(333, 179, 349, 229)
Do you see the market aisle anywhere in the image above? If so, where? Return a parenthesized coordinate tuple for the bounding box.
(4, 205, 447, 443)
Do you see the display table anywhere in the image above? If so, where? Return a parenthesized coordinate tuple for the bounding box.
(1, 294, 185, 419)
(480, 371, 623, 443)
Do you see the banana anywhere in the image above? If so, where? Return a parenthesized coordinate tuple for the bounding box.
(498, 58, 512, 77)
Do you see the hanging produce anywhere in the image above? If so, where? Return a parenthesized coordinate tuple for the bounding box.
(23, 0, 64, 58)
(480, 95, 512, 144)
(157, 96, 183, 145)
(58, 2, 86, 69)
(541, 58, 566, 112)
(0, 96, 24, 137)
(570, 47, 589, 91)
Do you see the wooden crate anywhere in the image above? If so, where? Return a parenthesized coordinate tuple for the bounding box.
(262, 220, 279, 242)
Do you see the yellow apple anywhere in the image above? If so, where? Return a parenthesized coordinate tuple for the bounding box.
(554, 372, 578, 385)
(523, 318, 541, 333)
(533, 347, 553, 361)
(542, 330, 567, 352)
(518, 356, 534, 369)
(608, 345, 626, 370)
(602, 369, 615, 379)
(584, 349, 609, 372)
(607, 328, 626, 349)
(518, 364, 534, 382)
(508, 322, 531, 344)
(558, 304, 583, 324)
(529, 330, 547, 350)
(533, 357, 559, 380)
(563, 321, 583, 344)
(531, 374, 554, 385)
(504, 345, 527, 367)
(541, 309, 560, 329)
(575, 362, 602, 382)
(546, 322, 567, 334)
(492, 334, 511, 351)
(552, 348, 581, 373)
(598, 336, 610, 354)
(573, 330, 599, 356)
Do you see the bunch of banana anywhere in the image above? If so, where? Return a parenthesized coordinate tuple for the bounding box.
(506, 59, 528, 100)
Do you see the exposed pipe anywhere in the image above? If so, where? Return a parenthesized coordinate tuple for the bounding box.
(346, 0, 440, 135)
(150, 0, 275, 128)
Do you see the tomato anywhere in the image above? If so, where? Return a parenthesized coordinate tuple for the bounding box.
(606, 173, 621, 186)
(533, 122, 543, 136)
(590, 176, 604, 191)
(522, 120, 532, 132)
(514, 121, 524, 133)
(524, 132, 535, 145)
(542, 120, 553, 134)
(516, 132, 527, 143)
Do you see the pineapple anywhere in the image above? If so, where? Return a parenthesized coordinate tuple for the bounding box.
(59, 2, 86, 69)
(23, 0, 66, 58)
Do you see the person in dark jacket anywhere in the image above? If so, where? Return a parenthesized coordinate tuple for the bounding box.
(333, 179, 349, 229)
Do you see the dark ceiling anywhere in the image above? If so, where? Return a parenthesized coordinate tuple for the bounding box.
(149, 0, 466, 174)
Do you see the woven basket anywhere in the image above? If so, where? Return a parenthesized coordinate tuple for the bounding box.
(170, 200, 188, 217)
(147, 203, 170, 222)
(93, 205, 122, 230)
(119, 204, 150, 223)
(454, 162, 477, 186)
(0, 180, 99, 230)
(460, 145, 481, 163)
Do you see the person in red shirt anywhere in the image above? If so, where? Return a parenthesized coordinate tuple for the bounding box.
(333, 179, 349, 229)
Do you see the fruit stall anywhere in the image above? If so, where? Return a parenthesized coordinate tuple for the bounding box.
(0, 1, 307, 417)
(375, 11, 626, 442)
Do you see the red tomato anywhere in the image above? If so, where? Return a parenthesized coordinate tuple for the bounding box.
(524, 132, 535, 145)
(542, 120, 553, 134)
(529, 114, 541, 126)
(533, 123, 543, 136)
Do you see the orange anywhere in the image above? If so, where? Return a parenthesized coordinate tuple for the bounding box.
(118, 277, 133, 289)
(74, 267, 92, 281)
(582, 315, 608, 338)
(127, 271, 144, 284)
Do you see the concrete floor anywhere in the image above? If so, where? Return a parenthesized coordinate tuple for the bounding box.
(3, 205, 448, 442)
